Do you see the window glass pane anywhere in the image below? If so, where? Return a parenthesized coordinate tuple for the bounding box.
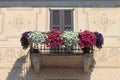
(64, 11, 71, 25)
(53, 11, 60, 25)
(52, 27, 60, 30)
(64, 27, 72, 31)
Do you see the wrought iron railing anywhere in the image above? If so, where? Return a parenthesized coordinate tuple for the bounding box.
(30, 42, 94, 55)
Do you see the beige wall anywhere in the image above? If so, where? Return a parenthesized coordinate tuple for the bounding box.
(0, 7, 120, 67)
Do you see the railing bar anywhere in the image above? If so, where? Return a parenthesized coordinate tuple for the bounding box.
(30, 42, 92, 55)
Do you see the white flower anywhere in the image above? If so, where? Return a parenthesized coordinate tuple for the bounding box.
(62, 31, 79, 47)
(29, 31, 45, 44)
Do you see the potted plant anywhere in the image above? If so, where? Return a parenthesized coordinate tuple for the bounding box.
(28, 31, 45, 73)
(78, 30, 96, 72)
(61, 31, 79, 53)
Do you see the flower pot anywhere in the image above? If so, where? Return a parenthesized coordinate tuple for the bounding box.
(83, 54, 91, 73)
(33, 56, 41, 73)
(31, 54, 41, 73)
(82, 48, 90, 54)
(30, 49, 41, 73)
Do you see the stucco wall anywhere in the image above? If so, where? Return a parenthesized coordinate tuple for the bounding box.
(0, 7, 120, 68)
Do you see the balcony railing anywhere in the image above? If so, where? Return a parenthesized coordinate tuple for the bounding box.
(29, 42, 94, 55)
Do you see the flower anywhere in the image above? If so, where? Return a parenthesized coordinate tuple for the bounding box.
(94, 32, 104, 49)
(29, 31, 45, 44)
(78, 30, 96, 49)
(20, 31, 31, 49)
(21, 30, 104, 55)
(62, 31, 79, 47)
(45, 29, 65, 47)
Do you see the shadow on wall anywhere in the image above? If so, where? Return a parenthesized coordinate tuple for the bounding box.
(0, 0, 120, 7)
(6, 54, 96, 80)
(6, 56, 26, 80)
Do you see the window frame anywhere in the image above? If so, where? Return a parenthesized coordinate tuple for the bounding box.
(50, 9, 74, 31)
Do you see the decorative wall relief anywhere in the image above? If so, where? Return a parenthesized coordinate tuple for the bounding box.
(109, 48, 120, 62)
(95, 48, 109, 62)
(0, 8, 38, 41)
(0, 9, 5, 41)
(8, 16, 25, 32)
(0, 8, 39, 64)
(15, 17, 24, 32)
(94, 15, 115, 32)
(0, 10, 4, 34)
(84, 8, 120, 38)
(5, 49, 16, 61)
(0, 48, 26, 63)
(5, 8, 37, 34)
(0, 49, 4, 61)
(94, 47, 120, 63)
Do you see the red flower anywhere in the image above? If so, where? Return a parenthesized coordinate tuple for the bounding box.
(45, 29, 65, 47)
(78, 30, 96, 48)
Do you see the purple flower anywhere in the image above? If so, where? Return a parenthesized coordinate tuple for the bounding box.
(20, 31, 31, 49)
(94, 32, 104, 49)
(22, 31, 30, 37)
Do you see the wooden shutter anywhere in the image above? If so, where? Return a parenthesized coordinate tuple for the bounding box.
(50, 10, 61, 30)
(50, 9, 73, 31)
(63, 10, 73, 31)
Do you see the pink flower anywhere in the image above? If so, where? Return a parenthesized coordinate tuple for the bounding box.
(45, 29, 65, 47)
(78, 30, 96, 48)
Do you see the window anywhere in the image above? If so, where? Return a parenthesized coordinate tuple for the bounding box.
(50, 9, 73, 31)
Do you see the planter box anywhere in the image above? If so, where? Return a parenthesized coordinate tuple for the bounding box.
(41, 55, 84, 67)
(30, 54, 93, 73)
